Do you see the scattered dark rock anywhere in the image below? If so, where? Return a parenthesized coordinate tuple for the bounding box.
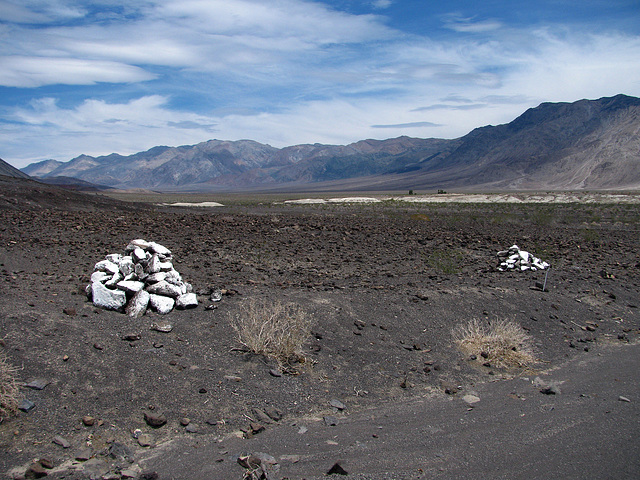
(82, 415, 95, 426)
(144, 412, 167, 428)
(185, 423, 198, 433)
(250, 422, 266, 434)
(24, 462, 48, 479)
(63, 307, 76, 316)
(137, 434, 153, 447)
(139, 473, 160, 480)
(324, 416, 339, 426)
(252, 408, 274, 425)
(74, 448, 92, 461)
(264, 407, 283, 422)
(19, 399, 36, 412)
(534, 377, 561, 395)
(108, 442, 133, 463)
(24, 378, 49, 390)
(327, 462, 349, 475)
(37, 459, 53, 470)
(52, 435, 70, 449)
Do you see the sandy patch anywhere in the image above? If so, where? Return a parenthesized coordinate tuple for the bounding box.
(393, 193, 640, 204)
(284, 198, 327, 204)
(328, 197, 381, 203)
(284, 193, 639, 205)
(285, 197, 381, 204)
(160, 201, 224, 207)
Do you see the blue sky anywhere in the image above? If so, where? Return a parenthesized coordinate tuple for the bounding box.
(1, 0, 640, 168)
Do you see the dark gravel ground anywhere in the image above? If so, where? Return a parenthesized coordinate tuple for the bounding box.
(0, 178, 638, 479)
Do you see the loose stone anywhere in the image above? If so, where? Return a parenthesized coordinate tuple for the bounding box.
(144, 412, 167, 428)
(52, 435, 71, 448)
(176, 293, 198, 309)
(126, 290, 150, 318)
(149, 294, 175, 315)
(82, 415, 95, 426)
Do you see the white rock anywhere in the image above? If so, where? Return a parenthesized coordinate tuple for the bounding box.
(105, 271, 124, 288)
(118, 256, 135, 276)
(176, 293, 198, 309)
(145, 272, 167, 284)
(147, 255, 162, 274)
(105, 253, 122, 264)
(165, 269, 182, 283)
(91, 271, 110, 283)
(129, 239, 152, 249)
(159, 261, 173, 272)
(149, 242, 171, 256)
(149, 294, 174, 314)
(117, 280, 145, 294)
(126, 290, 150, 318)
(135, 263, 146, 279)
(151, 320, 173, 332)
(92, 281, 127, 311)
(95, 259, 119, 274)
(146, 280, 182, 298)
(132, 247, 147, 262)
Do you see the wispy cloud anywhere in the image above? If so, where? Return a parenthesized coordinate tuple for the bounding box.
(442, 15, 503, 33)
(412, 104, 486, 112)
(372, 121, 443, 129)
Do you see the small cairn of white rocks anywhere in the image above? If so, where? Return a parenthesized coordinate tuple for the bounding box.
(496, 244, 550, 272)
(86, 239, 197, 316)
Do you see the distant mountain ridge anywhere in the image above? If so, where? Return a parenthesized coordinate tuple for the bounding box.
(21, 94, 640, 191)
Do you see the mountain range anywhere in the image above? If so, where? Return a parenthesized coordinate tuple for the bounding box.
(20, 94, 640, 192)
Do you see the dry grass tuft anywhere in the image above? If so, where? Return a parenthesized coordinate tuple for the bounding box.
(452, 318, 537, 369)
(0, 349, 20, 418)
(229, 298, 312, 367)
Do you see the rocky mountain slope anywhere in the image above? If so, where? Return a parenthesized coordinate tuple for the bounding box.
(22, 94, 640, 191)
(0, 157, 31, 179)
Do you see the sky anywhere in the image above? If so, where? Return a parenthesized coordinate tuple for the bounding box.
(1, 0, 640, 168)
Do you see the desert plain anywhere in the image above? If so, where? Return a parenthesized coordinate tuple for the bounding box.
(0, 178, 639, 479)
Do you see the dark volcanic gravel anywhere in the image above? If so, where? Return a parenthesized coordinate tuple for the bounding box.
(0, 180, 639, 479)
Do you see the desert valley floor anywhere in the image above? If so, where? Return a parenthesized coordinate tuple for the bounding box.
(0, 180, 639, 479)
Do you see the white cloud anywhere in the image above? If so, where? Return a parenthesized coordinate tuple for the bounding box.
(0, 56, 155, 87)
(0, 0, 86, 23)
(2, 96, 220, 166)
(371, 0, 393, 9)
(442, 14, 503, 33)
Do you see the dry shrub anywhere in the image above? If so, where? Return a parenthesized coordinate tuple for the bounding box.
(453, 318, 536, 369)
(0, 350, 20, 418)
(230, 298, 312, 366)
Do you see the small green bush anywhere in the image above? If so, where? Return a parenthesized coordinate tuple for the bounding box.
(425, 248, 464, 274)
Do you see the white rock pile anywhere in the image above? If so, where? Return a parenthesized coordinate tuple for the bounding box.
(86, 239, 197, 316)
(496, 245, 550, 272)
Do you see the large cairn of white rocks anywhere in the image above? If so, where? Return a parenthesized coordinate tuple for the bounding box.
(86, 239, 197, 316)
(496, 244, 550, 272)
